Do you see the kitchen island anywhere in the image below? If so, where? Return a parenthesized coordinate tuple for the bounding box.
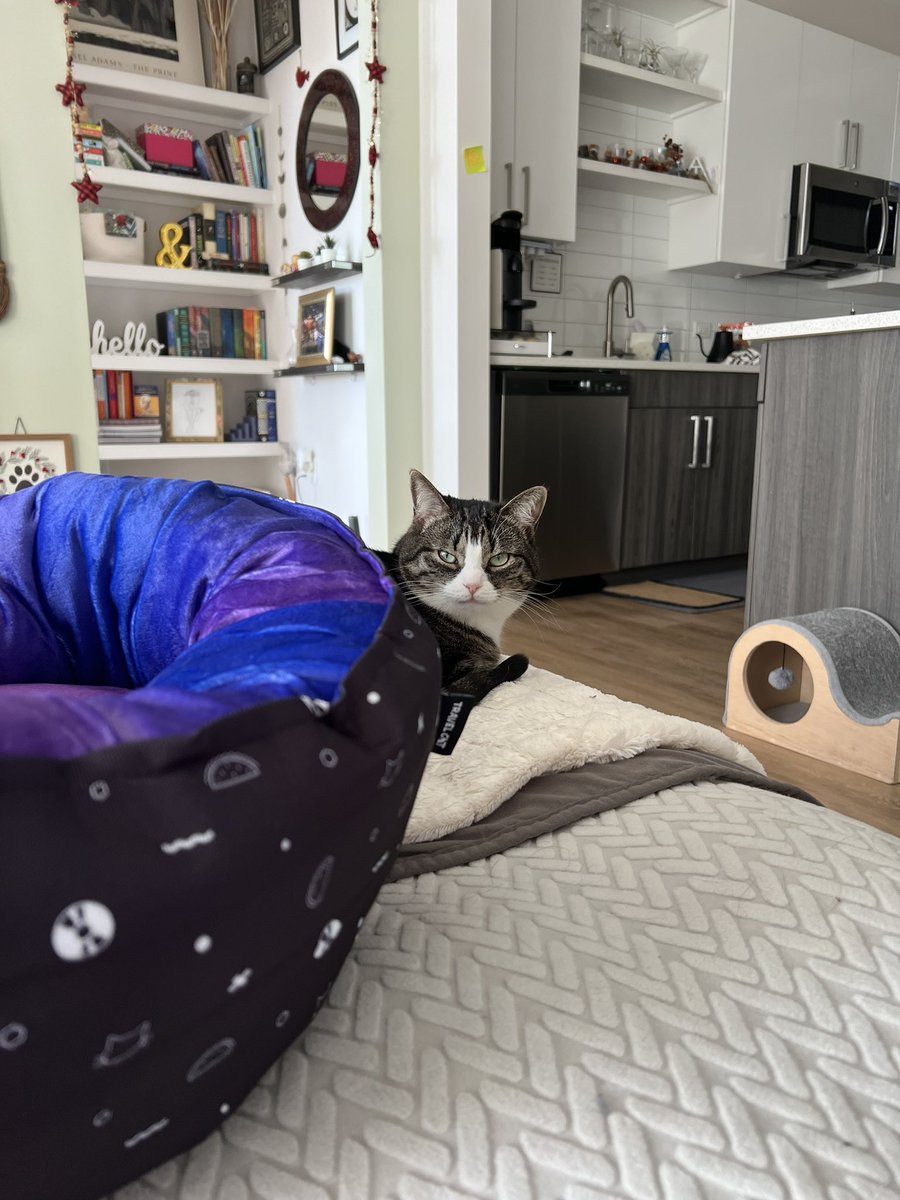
(744, 311, 900, 629)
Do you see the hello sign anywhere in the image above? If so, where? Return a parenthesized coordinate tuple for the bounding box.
(91, 319, 164, 357)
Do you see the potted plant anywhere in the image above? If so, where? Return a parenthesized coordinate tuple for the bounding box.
(316, 235, 338, 265)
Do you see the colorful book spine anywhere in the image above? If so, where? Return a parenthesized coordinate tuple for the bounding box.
(221, 308, 235, 358)
(232, 309, 245, 358)
(176, 307, 191, 356)
(106, 369, 119, 420)
(93, 370, 108, 421)
(258, 310, 267, 359)
(209, 306, 223, 357)
(242, 309, 256, 359)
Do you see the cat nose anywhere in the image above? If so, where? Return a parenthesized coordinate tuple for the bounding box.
(464, 581, 481, 597)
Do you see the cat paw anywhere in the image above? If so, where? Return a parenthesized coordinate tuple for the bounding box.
(494, 654, 529, 684)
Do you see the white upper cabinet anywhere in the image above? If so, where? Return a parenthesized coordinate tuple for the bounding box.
(794, 27, 898, 179)
(490, 0, 580, 242)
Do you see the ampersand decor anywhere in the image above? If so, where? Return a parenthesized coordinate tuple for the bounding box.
(155, 224, 191, 269)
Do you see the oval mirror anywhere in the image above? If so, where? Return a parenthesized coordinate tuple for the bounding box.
(296, 69, 360, 233)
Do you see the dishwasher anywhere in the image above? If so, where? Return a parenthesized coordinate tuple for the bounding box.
(491, 369, 629, 580)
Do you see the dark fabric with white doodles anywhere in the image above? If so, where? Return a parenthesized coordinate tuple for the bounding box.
(0, 566, 440, 1200)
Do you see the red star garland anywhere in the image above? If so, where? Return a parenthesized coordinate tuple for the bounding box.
(72, 174, 102, 204)
(368, 144, 378, 167)
(365, 58, 386, 83)
(56, 0, 98, 205)
(366, 226, 380, 250)
(56, 78, 86, 107)
(295, 67, 310, 88)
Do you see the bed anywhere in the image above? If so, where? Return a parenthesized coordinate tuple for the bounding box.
(112, 666, 900, 1200)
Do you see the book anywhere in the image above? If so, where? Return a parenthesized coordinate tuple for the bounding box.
(258, 309, 267, 359)
(237, 134, 257, 189)
(231, 308, 245, 358)
(199, 258, 269, 275)
(175, 307, 191, 356)
(209, 306, 223, 357)
(242, 309, 256, 359)
(100, 117, 152, 171)
(106, 369, 119, 419)
(133, 384, 160, 418)
(193, 201, 221, 260)
(93, 370, 108, 421)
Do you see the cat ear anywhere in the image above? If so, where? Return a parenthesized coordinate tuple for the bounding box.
(410, 469, 450, 528)
(500, 485, 547, 530)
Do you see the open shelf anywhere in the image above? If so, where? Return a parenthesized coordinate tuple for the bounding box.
(98, 442, 282, 462)
(275, 363, 365, 377)
(92, 354, 280, 376)
(272, 261, 363, 289)
(85, 166, 273, 208)
(577, 159, 710, 199)
(618, 0, 727, 26)
(84, 261, 272, 293)
(74, 64, 271, 126)
(580, 53, 722, 115)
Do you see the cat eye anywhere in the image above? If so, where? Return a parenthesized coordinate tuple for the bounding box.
(489, 552, 511, 567)
(437, 550, 457, 565)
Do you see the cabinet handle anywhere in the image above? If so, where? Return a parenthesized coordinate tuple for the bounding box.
(688, 415, 701, 468)
(850, 122, 860, 171)
(504, 162, 513, 210)
(703, 415, 714, 468)
(840, 118, 850, 168)
(521, 164, 530, 227)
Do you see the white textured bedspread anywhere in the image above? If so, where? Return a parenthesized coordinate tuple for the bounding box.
(126, 781, 900, 1200)
(407, 666, 762, 842)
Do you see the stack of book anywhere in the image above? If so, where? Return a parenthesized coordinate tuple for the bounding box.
(98, 418, 163, 446)
(155, 307, 268, 359)
(77, 120, 104, 169)
(175, 203, 268, 274)
(96, 381, 162, 444)
(194, 123, 267, 189)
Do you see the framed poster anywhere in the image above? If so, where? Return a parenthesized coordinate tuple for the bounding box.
(0, 436, 74, 494)
(296, 288, 335, 369)
(71, 0, 204, 87)
(254, 0, 301, 73)
(334, 0, 359, 59)
(165, 379, 223, 443)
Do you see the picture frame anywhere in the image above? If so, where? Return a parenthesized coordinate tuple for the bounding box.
(0, 435, 74, 494)
(165, 379, 224, 443)
(334, 0, 359, 60)
(297, 288, 335, 369)
(71, 0, 205, 88)
(254, 0, 301, 74)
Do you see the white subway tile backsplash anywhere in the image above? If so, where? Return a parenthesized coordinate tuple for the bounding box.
(576, 204, 634, 235)
(576, 228, 634, 257)
(632, 236, 668, 263)
(633, 212, 668, 241)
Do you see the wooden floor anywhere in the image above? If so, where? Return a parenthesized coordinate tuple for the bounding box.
(504, 592, 900, 839)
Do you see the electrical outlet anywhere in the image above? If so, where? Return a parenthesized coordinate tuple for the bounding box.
(691, 320, 714, 338)
(298, 448, 316, 478)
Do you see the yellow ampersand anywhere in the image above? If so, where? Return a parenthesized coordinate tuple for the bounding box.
(155, 223, 191, 269)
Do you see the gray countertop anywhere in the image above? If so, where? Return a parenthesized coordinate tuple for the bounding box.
(490, 355, 759, 373)
(744, 310, 900, 342)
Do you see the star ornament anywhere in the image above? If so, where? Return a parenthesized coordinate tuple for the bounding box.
(56, 78, 86, 107)
(295, 67, 310, 88)
(72, 174, 102, 205)
(365, 58, 386, 83)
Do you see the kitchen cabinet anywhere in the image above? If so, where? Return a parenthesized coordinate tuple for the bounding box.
(620, 372, 758, 569)
(490, 0, 580, 242)
(794, 26, 899, 178)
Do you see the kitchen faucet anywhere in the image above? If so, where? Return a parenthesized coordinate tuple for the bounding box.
(604, 274, 634, 358)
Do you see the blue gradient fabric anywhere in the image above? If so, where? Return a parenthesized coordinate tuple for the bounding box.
(0, 473, 391, 757)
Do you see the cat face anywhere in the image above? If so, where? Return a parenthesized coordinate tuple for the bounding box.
(393, 470, 547, 643)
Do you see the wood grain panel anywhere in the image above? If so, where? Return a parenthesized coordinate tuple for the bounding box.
(620, 408, 695, 568)
(628, 370, 759, 409)
(693, 406, 758, 559)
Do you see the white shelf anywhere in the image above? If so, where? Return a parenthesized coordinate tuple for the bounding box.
(618, 0, 727, 26)
(84, 261, 273, 293)
(578, 159, 710, 199)
(99, 442, 282, 462)
(580, 53, 722, 115)
(74, 64, 271, 126)
(92, 355, 280, 376)
(86, 166, 273, 207)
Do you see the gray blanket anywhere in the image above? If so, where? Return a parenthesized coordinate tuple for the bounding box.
(391, 747, 818, 879)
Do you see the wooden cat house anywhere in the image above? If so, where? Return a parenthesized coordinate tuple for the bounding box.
(724, 608, 900, 783)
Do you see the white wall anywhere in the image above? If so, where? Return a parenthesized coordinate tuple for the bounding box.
(0, 1, 97, 472)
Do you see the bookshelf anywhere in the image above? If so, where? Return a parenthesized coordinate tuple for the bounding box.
(77, 65, 282, 487)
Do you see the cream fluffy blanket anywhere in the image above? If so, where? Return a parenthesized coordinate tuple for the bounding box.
(406, 666, 763, 843)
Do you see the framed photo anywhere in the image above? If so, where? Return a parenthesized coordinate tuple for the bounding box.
(71, 0, 204, 87)
(0, 435, 74, 494)
(334, 0, 359, 59)
(165, 379, 223, 443)
(297, 288, 335, 369)
(254, 0, 301, 73)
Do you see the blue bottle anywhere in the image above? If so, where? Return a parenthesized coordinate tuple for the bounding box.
(654, 327, 672, 361)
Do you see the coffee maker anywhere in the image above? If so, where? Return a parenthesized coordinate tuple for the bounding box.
(490, 210, 536, 335)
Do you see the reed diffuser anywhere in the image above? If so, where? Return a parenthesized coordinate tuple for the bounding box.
(198, 0, 237, 91)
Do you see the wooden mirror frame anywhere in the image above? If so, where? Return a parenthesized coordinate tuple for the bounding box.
(296, 69, 360, 233)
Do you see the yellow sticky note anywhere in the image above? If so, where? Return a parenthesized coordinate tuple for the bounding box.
(464, 145, 487, 175)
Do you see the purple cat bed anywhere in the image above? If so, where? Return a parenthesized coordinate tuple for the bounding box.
(0, 474, 440, 1200)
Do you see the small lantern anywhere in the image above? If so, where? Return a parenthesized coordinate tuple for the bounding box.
(236, 56, 258, 95)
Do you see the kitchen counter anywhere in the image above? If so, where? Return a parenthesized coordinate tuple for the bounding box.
(490, 355, 759, 372)
(744, 310, 900, 342)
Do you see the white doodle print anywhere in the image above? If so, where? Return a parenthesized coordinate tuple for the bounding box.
(371, 851, 391, 874)
(379, 751, 404, 788)
(366, 691, 381, 704)
(369, 827, 380, 842)
(51, 900, 116, 961)
(186, 1037, 236, 1082)
(160, 829, 216, 855)
(305, 855, 335, 909)
(319, 748, 339, 768)
(394, 651, 427, 673)
(93, 1021, 153, 1068)
(275, 1010, 291, 1028)
(88, 780, 110, 801)
(280, 838, 292, 852)
(0, 1022, 27, 1051)
(417, 712, 425, 735)
(227, 968, 253, 994)
(203, 752, 261, 791)
(403, 629, 415, 639)
(219, 1103, 231, 1115)
(313, 919, 342, 959)
(92, 1110, 113, 1128)
(124, 1118, 169, 1150)
(194, 934, 213, 954)
(299, 695, 330, 716)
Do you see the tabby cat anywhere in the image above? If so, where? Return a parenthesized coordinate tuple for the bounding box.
(379, 470, 547, 698)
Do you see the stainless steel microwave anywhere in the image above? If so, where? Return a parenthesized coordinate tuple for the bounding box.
(786, 162, 899, 276)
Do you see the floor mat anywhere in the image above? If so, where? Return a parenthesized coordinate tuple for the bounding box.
(603, 579, 743, 610)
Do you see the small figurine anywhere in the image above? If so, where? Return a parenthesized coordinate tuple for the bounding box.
(236, 57, 258, 95)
